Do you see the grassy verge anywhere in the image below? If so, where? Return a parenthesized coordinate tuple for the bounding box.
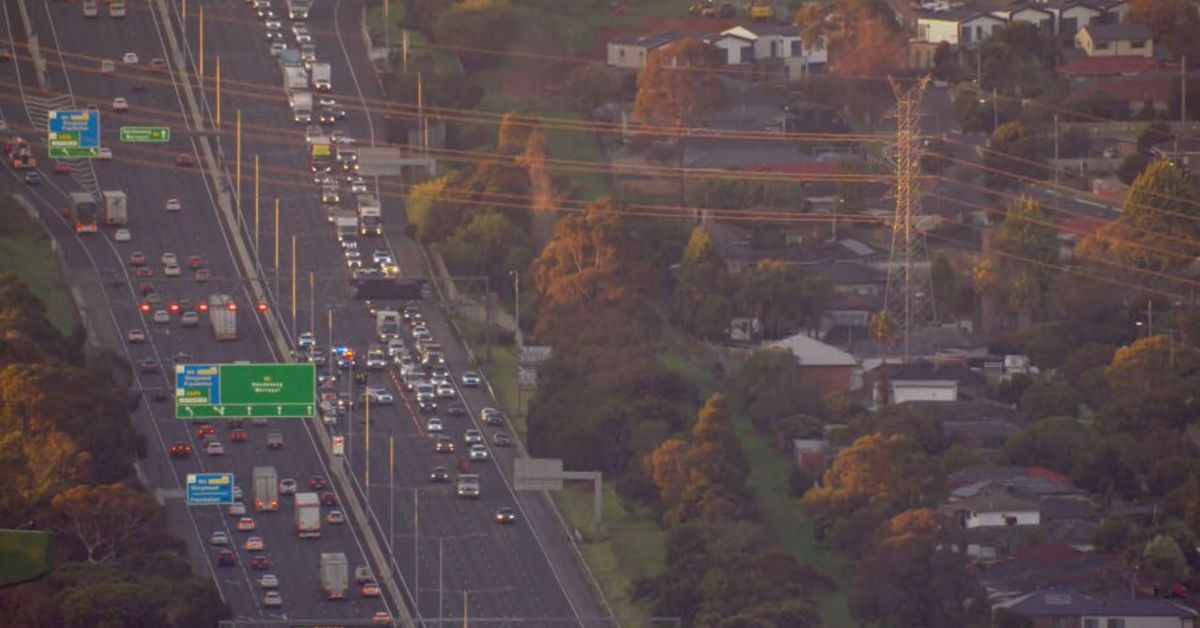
(450, 315, 528, 440)
(0, 196, 80, 335)
(541, 110, 612, 200)
(732, 416, 859, 627)
(364, 3, 406, 50)
(0, 530, 53, 587)
(552, 483, 665, 624)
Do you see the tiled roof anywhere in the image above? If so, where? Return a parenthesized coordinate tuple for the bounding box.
(1078, 77, 1173, 103)
(918, 8, 1006, 22)
(1081, 22, 1152, 43)
(1058, 54, 1164, 76)
(946, 491, 1040, 514)
(1000, 588, 1199, 618)
(610, 30, 686, 48)
(769, 332, 858, 367)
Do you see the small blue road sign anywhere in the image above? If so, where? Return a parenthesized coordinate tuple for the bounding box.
(186, 473, 235, 505)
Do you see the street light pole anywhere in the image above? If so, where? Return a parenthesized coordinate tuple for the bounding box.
(510, 270, 521, 415)
(413, 487, 420, 614)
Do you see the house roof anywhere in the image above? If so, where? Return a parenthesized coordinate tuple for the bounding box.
(946, 466, 1074, 491)
(1038, 495, 1096, 521)
(1006, 5, 1054, 17)
(1080, 22, 1152, 43)
(805, 261, 887, 285)
(1058, 54, 1165, 76)
(999, 588, 1199, 618)
(1041, 0, 1102, 13)
(941, 419, 1021, 442)
(978, 546, 1116, 595)
(741, 23, 802, 37)
(770, 333, 859, 367)
(946, 491, 1040, 514)
(610, 30, 686, 48)
(886, 360, 987, 384)
(918, 8, 1007, 23)
(902, 400, 1027, 424)
(1080, 77, 1173, 103)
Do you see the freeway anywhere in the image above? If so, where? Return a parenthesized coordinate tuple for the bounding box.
(186, 0, 613, 624)
(0, 0, 394, 622)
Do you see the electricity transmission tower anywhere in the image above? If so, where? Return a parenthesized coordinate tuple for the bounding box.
(882, 76, 937, 362)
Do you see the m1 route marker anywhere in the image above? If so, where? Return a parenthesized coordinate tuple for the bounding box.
(175, 363, 315, 419)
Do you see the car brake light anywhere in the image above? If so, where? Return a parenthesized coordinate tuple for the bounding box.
(168, 302, 181, 314)
(256, 300, 269, 313)
(227, 301, 238, 312)
(139, 302, 151, 314)
(197, 302, 209, 313)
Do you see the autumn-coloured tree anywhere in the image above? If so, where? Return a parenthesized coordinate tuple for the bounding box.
(633, 37, 725, 131)
(802, 433, 930, 526)
(49, 483, 163, 563)
(519, 126, 554, 216)
(1128, 0, 1200, 57)
(974, 196, 1059, 330)
(497, 111, 536, 155)
(674, 227, 732, 340)
(795, 0, 904, 77)
(405, 172, 467, 243)
(735, 260, 832, 339)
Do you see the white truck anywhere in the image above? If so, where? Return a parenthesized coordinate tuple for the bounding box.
(335, 215, 358, 243)
(357, 194, 382, 236)
(283, 66, 308, 92)
(208, 294, 237, 341)
(253, 466, 279, 512)
(310, 61, 331, 92)
(101, 190, 127, 225)
(294, 492, 321, 539)
(376, 310, 401, 341)
(289, 91, 313, 124)
(287, 0, 310, 19)
(320, 553, 349, 600)
(456, 474, 480, 498)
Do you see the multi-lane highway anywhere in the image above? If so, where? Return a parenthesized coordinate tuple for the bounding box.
(3, 0, 611, 624)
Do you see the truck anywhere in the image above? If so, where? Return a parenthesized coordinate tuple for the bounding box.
(208, 294, 238, 341)
(310, 61, 331, 92)
(252, 466, 279, 512)
(320, 552, 349, 600)
(289, 91, 313, 124)
(356, 194, 382, 236)
(294, 492, 321, 539)
(376, 310, 401, 341)
(286, 0, 310, 19)
(335, 215, 358, 243)
(282, 66, 308, 92)
(101, 190, 127, 225)
(279, 48, 302, 69)
(456, 473, 481, 498)
(310, 138, 334, 172)
(64, 191, 99, 233)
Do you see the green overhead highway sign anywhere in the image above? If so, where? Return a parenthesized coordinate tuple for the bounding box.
(175, 363, 315, 419)
(48, 147, 101, 158)
(120, 126, 170, 143)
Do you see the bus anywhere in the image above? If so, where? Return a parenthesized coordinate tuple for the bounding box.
(66, 192, 99, 233)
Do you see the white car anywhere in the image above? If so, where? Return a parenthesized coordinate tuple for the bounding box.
(83, 1, 98, 17)
(112, 98, 129, 112)
(244, 536, 264, 552)
(166, 198, 182, 212)
(425, 417, 443, 433)
(264, 18, 282, 30)
(386, 339, 407, 357)
(366, 387, 394, 405)
(125, 329, 145, 343)
(436, 383, 456, 399)
(269, 42, 287, 57)
(463, 429, 483, 444)
(372, 250, 394, 265)
(164, 263, 181, 277)
(161, 252, 178, 265)
(298, 332, 315, 348)
(468, 443, 489, 461)
(278, 478, 298, 495)
(114, 228, 132, 242)
(291, 23, 309, 37)
(263, 591, 282, 608)
(259, 574, 279, 589)
(294, 31, 312, 44)
(99, 59, 115, 74)
(209, 531, 229, 546)
(228, 502, 247, 516)
(153, 309, 170, 324)
(97, 147, 113, 160)
(122, 52, 139, 64)
(205, 441, 224, 456)
(109, 2, 126, 17)
(181, 311, 200, 326)
(344, 249, 363, 269)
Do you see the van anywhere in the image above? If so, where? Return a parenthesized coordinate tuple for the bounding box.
(109, 2, 126, 17)
(83, 1, 98, 17)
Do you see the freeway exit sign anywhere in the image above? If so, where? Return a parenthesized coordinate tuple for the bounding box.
(175, 363, 315, 419)
(48, 146, 101, 158)
(120, 126, 170, 143)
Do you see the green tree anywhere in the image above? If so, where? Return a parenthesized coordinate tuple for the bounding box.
(1142, 534, 1189, 586)
(404, 172, 466, 243)
(975, 196, 1059, 329)
(1000, 416, 1098, 475)
(1018, 381, 1081, 420)
(675, 227, 733, 340)
(1098, 335, 1200, 433)
(984, 121, 1049, 190)
(49, 483, 163, 563)
(736, 261, 832, 339)
(1117, 153, 1153, 185)
(1086, 160, 1200, 275)
(731, 348, 828, 432)
(430, 0, 516, 71)
(438, 210, 531, 287)
(930, 254, 957, 319)
(1018, 323, 1073, 369)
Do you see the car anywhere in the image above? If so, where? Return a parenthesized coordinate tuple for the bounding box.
(464, 429, 483, 444)
(265, 17, 282, 30)
(331, 107, 348, 120)
(98, 59, 116, 75)
(426, 417, 444, 433)
(229, 428, 248, 443)
(344, 249, 363, 269)
(429, 466, 450, 483)
(23, 172, 41, 186)
(436, 383, 456, 400)
(176, 154, 194, 167)
(413, 327, 433, 342)
(165, 198, 182, 212)
(194, 268, 211, 283)
(181, 311, 200, 326)
(109, 1, 126, 17)
(417, 399, 438, 414)
(129, 251, 147, 266)
(350, 177, 368, 194)
(209, 531, 229, 546)
(150, 57, 167, 71)
(361, 581, 381, 597)
(320, 492, 338, 507)
(469, 443, 490, 461)
(97, 147, 113, 160)
(434, 436, 455, 454)
(366, 348, 388, 369)
(258, 573, 279, 588)
(236, 517, 256, 532)
(291, 22, 309, 36)
(168, 442, 191, 458)
(233, 485, 243, 500)
(52, 161, 71, 174)
(372, 250, 393, 265)
(266, 31, 285, 44)
(266, 432, 284, 449)
(126, 329, 146, 343)
(461, 371, 482, 387)
(298, 331, 315, 348)
(114, 228, 132, 242)
(326, 510, 346, 525)
(83, 0, 98, 17)
(160, 252, 178, 266)
(244, 536, 264, 552)
(494, 507, 517, 524)
(205, 441, 225, 456)
(134, 267, 154, 278)
(492, 432, 513, 447)
(308, 475, 328, 490)
(250, 555, 271, 570)
(294, 30, 312, 44)
(269, 42, 287, 56)
(111, 97, 129, 112)
(255, 6, 276, 19)
(195, 424, 217, 439)
(163, 263, 181, 277)
(263, 591, 282, 608)
(278, 478, 297, 495)
(445, 403, 466, 417)
(138, 357, 160, 373)
(228, 502, 247, 516)
(430, 366, 450, 383)
(321, 186, 339, 204)
(122, 52, 139, 64)
(372, 613, 393, 625)
(216, 549, 236, 566)
(183, 256, 204, 272)
(319, 95, 338, 107)
(318, 109, 337, 126)
(481, 407, 504, 426)
(153, 308, 172, 324)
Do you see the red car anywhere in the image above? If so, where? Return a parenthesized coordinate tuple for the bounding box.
(128, 251, 146, 266)
(187, 255, 205, 269)
(308, 475, 328, 490)
(229, 428, 248, 443)
(176, 153, 194, 167)
(250, 555, 271, 570)
(195, 424, 217, 440)
(52, 162, 71, 174)
(133, 267, 153, 278)
(215, 549, 236, 566)
(138, 282, 155, 296)
(168, 442, 191, 458)
(320, 492, 338, 507)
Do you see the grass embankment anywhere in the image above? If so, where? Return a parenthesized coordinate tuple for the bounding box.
(0, 530, 53, 587)
(0, 196, 80, 335)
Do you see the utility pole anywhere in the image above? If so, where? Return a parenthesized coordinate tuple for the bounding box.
(1178, 56, 1187, 153)
(1053, 114, 1059, 187)
(215, 56, 220, 128)
(198, 5, 204, 84)
(364, 393, 370, 505)
(273, 199, 280, 302)
(291, 235, 297, 337)
(254, 154, 260, 254)
(389, 436, 395, 550)
(992, 87, 998, 131)
(309, 272, 315, 335)
(511, 270, 521, 414)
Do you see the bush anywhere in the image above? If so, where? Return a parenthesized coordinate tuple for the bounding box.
(788, 466, 814, 497)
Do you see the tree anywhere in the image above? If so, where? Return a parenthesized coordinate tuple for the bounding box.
(49, 483, 163, 563)
(1018, 323, 1073, 369)
(1098, 335, 1200, 433)
(430, 0, 516, 71)
(730, 348, 828, 439)
(404, 173, 466, 243)
(1117, 153, 1153, 186)
(1128, 0, 1200, 57)
(675, 227, 733, 340)
(634, 37, 725, 130)
(438, 210, 531, 286)
(984, 121, 1048, 190)
(1018, 381, 1081, 420)
(977, 23, 1057, 97)
(802, 433, 930, 524)
(1142, 534, 1189, 586)
(736, 261, 832, 339)
(975, 196, 1059, 329)
(795, 0, 905, 77)
(1000, 417, 1098, 475)
(930, 254, 957, 319)
(497, 111, 536, 154)
(1085, 160, 1200, 275)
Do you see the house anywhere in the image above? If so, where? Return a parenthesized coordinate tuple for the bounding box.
(708, 24, 828, 78)
(769, 332, 860, 394)
(709, 29, 757, 65)
(916, 10, 1008, 47)
(1096, 0, 1130, 24)
(1039, 0, 1104, 38)
(1073, 76, 1174, 116)
(946, 466, 1081, 501)
(898, 399, 1027, 448)
(943, 491, 1041, 528)
(990, 4, 1055, 34)
(606, 31, 685, 69)
(1058, 55, 1166, 83)
(995, 588, 1199, 628)
(792, 438, 831, 473)
(978, 546, 1118, 604)
(872, 360, 989, 405)
(1075, 22, 1154, 57)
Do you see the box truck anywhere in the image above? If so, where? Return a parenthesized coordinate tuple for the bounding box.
(294, 492, 321, 538)
(253, 466, 279, 512)
(208, 294, 238, 341)
(320, 552, 349, 599)
(310, 61, 331, 92)
(101, 190, 127, 225)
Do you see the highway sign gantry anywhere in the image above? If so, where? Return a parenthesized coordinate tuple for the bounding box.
(186, 473, 235, 505)
(47, 109, 101, 158)
(175, 363, 315, 419)
(120, 126, 170, 142)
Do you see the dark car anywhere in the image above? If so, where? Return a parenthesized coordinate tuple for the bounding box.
(216, 549, 237, 566)
(168, 442, 191, 458)
(429, 466, 450, 483)
(24, 172, 42, 186)
(250, 555, 271, 570)
(176, 153, 195, 167)
(445, 404, 466, 417)
(494, 507, 517, 525)
(309, 475, 328, 490)
(320, 492, 338, 507)
(138, 358, 160, 373)
(318, 109, 337, 126)
(433, 436, 454, 454)
(417, 399, 437, 414)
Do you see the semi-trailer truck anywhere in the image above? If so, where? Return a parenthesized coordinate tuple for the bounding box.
(101, 190, 128, 225)
(253, 466, 279, 512)
(335, 215, 358, 243)
(310, 61, 331, 92)
(208, 294, 238, 341)
(320, 553, 349, 599)
(356, 194, 382, 236)
(376, 310, 401, 341)
(65, 192, 99, 233)
(289, 92, 313, 124)
(282, 66, 308, 92)
(294, 492, 321, 538)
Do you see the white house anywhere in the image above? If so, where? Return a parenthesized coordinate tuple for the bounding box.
(1038, 0, 1103, 37)
(916, 10, 1008, 47)
(606, 31, 686, 69)
(710, 29, 757, 65)
(945, 492, 1041, 528)
(709, 24, 827, 79)
(990, 5, 1055, 33)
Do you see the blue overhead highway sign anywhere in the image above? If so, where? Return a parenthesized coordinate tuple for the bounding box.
(47, 109, 100, 150)
(186, 473, 234, 505)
